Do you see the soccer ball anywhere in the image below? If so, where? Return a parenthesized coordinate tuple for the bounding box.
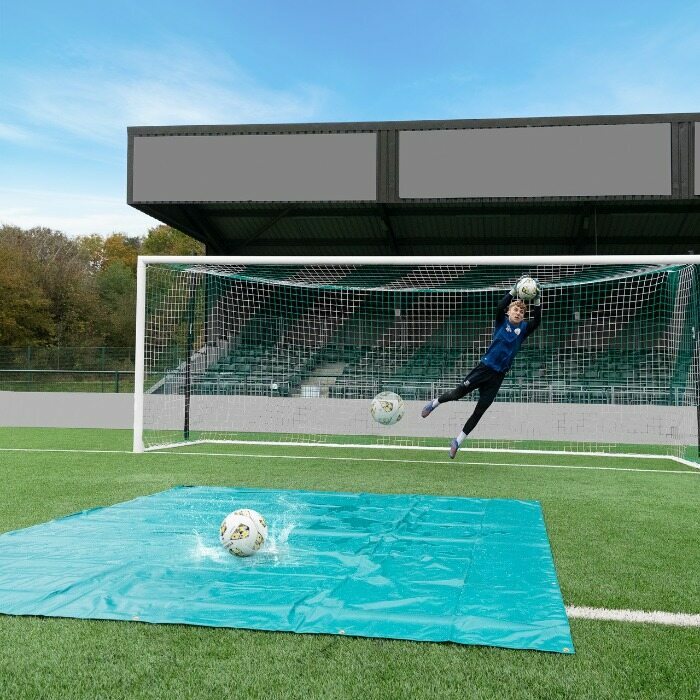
(516, 276, 539, 302)
(219, 508, 268, 557)
(370, 391, 405, 426)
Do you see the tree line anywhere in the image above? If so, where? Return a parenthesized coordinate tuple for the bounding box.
(0, 224, 204, 348)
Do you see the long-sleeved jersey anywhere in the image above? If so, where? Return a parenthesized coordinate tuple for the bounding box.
(480, 293, 541, 373)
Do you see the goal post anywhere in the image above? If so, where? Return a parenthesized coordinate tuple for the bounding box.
(133, 256, 700, 466)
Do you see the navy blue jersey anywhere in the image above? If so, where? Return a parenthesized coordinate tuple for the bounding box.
(480, 293, 541, 373)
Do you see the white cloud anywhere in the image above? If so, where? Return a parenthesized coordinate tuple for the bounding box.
(6, 41, 331, 149)
(0, 187, 161, 238)
(0, 122, 37, 144)
(0, 41, 333, 236)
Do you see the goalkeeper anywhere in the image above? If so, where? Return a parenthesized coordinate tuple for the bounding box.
(421, 276, 542, 458)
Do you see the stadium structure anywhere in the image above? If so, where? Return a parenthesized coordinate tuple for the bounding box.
(127, 114, 700, 463)
(128, 112, 700, 255)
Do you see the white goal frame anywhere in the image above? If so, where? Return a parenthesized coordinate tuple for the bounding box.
(133, 254, 700, 468)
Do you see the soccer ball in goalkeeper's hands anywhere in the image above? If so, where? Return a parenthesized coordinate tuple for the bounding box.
(370, 391, 405, 426)
(515, 276, 540, 302)
(220, 508, 268, 557)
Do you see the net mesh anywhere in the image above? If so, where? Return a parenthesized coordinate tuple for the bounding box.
(139, 262, 700, 461)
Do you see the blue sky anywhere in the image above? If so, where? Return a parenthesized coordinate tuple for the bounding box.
(1, 0, 699, 238)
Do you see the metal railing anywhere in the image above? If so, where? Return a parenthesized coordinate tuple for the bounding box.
(0, 366, 689, 405)
(0, 370, 135, 393)
(0, 347, 135, 371)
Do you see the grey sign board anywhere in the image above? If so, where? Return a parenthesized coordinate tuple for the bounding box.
(132, 132, 377, 202)
(400, 123, 671, 198)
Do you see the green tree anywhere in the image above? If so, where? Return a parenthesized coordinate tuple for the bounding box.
(0, 236, 55, 345)
(1, 225, 104, 347)
(96, 260, 136, 347)
(0, 223, 204, 352)
(142, 225, 205, 256)
(103, 233, 141, 272)
(77, 233, 107, 271)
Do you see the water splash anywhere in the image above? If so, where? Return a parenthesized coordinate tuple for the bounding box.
(264, 519, 296, 557)
(191, 494, 305, 567)
(190, 530, 228, 563)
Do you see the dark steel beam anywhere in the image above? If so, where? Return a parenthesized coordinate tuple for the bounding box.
(230, 205, 298, 253)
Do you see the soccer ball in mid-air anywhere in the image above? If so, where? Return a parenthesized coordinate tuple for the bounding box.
(370, 391, 405, 426)
(219, 508, 268, 557)
(516, 276, 540, 302)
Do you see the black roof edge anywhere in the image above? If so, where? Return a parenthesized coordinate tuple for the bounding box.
(127, 112, 700, 136)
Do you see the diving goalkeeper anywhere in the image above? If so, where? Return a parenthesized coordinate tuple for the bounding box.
(421, 276, 542, 458)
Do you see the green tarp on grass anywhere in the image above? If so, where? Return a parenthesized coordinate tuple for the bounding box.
(0, 486, 574, 653)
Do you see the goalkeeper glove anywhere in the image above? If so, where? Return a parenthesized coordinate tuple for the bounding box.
(510, 274, 528, 297)
(531, 278, 542, 306)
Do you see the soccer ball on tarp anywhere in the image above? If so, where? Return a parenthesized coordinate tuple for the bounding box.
(219, 508, 268, 557)
(516, 276, 540, 302)
(370, 391, 405, 426)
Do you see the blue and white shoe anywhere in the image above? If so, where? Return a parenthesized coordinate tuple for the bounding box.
(449, 438, 459, 459)
(421, 401, 435, 418)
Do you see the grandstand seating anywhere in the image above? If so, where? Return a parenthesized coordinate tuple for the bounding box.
(156, 266, 693, 406)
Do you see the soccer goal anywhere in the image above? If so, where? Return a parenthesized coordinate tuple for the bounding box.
(133, 256, 700, 466)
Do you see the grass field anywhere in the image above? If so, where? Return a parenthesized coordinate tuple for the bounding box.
(1, 427, 699, 699)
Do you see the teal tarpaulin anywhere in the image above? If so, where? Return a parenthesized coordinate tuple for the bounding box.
(0, 486, 574, 653)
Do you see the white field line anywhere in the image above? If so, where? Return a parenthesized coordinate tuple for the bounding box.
(2, 445, 698, 627)
(144, 440, 700, 470)
(0, 447, 699, 475)
(165, 451, 700, 475)
(566, 606, 700, 627)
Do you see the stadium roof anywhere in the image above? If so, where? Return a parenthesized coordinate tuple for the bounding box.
(127, 112, 700, 255)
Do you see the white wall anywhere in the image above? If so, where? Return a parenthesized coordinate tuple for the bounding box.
(0, 392, 134, 429)
(1, 392, 695, 447)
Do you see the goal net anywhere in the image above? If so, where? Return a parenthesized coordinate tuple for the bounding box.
(133, 257, 700, 465)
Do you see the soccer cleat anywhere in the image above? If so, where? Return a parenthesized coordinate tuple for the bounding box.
(421, 401, 436, 418)
(449, 438, 459, 459)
